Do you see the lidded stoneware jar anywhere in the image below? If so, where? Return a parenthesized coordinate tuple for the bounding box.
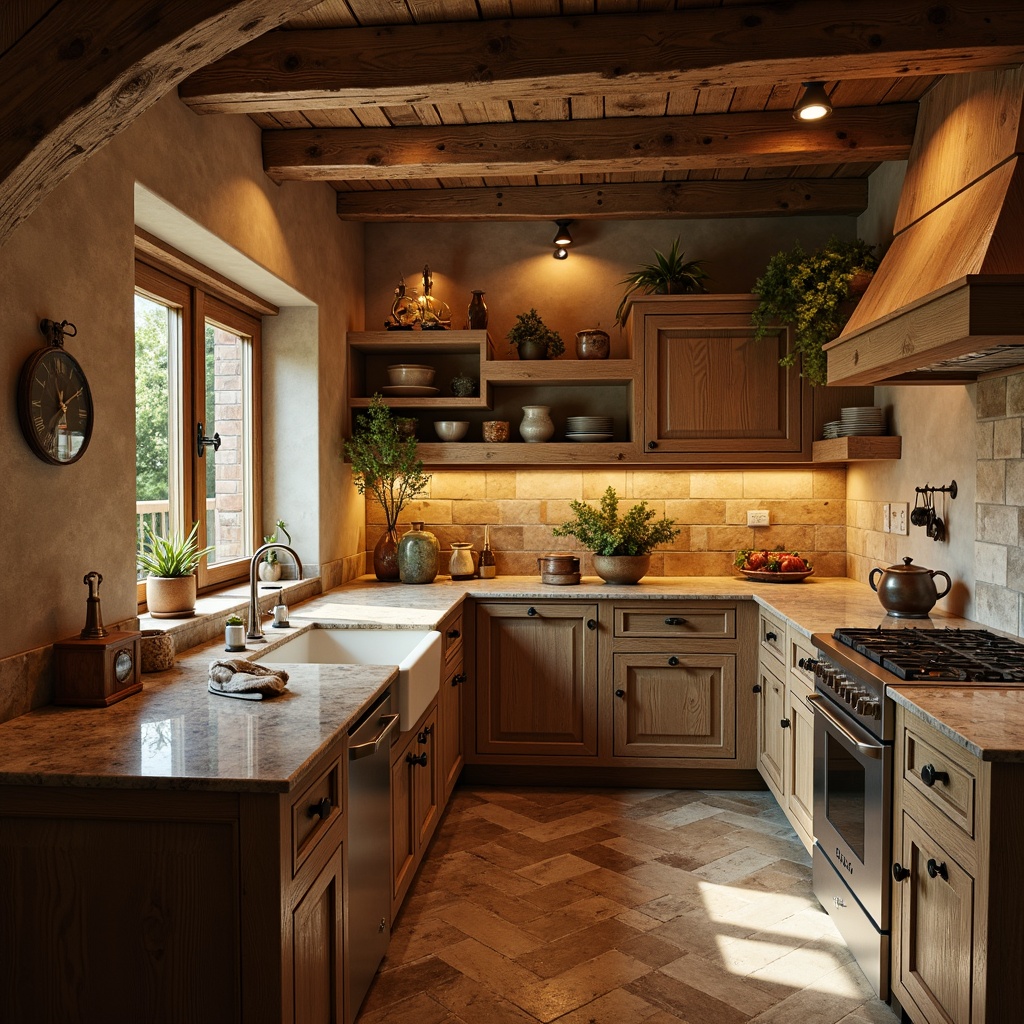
(398, 521, 440, 584)
(868, 556, 952, 618)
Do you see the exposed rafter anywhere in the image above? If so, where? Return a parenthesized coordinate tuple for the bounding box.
(179, 2, 1024, 113)
(334, 179, 870, 221)
(264, 106, 916, 182)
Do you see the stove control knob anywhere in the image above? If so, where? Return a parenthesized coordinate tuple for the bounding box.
(862, 698, 881, 719)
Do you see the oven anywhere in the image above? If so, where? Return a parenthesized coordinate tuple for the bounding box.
(810, 625, 1024, 1003)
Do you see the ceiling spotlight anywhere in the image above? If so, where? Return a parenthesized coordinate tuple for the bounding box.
(552, 220, 573, 247)
(793, 82, 833, 122)
(552, 246, 569, 260)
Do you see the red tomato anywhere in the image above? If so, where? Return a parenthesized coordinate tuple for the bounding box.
(779, 554, 807, 573)
(745, 551, 768, 570)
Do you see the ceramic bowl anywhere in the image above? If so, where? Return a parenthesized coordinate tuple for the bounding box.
(482, 420, 510, 442)
(434, 420, 469, 442)
(387, 364, 435, 388)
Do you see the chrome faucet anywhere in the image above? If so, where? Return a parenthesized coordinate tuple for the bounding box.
(247, 543, 303, 642)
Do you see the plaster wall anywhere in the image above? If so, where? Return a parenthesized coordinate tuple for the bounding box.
(1, 92, 364, 717)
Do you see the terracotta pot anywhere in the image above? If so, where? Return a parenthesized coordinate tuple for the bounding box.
(145, 574, 197, 619)
(592, 554, 651, 585)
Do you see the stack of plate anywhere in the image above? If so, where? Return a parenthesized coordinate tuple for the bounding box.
(839, 406, 886, 436)
(822, 420, 843, 439)
(565, 416, 613, 442)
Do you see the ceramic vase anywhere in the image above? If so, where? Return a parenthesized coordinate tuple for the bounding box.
(575, 329, 610, 359)
(519, 405, 554, 443)
(373, 525, 401, 582)
(449, 542, 475, 581)
(398, 521, 439, 584)
(259, 558, 282, 582)
(468, 290, 488, 329)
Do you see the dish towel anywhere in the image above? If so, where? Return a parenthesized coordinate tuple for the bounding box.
(208, 658, 289, 698)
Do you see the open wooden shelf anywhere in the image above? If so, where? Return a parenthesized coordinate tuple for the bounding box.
(811, 435, 902, 462)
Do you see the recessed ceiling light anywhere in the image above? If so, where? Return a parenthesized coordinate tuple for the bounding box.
(793, 82, 833, 122)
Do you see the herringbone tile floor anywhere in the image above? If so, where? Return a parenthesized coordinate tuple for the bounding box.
(356, 787, 895, 1024)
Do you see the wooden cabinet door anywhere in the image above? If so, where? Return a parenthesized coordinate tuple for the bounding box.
(475, 602, 599, 756)
(292, 845, 344, 1024)
(391, 730, 416, 905)
(611, 653, 736, 759)
(757, 660, 786, 794)
(785, 684, 814, 843)
(439, 657, 465, 802)
(643, 308, 808, 460)
(413, 707, 440, 849)
(893, 812, 974, 1024)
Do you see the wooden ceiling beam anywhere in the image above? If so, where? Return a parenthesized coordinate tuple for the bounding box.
(265, 105, 916, 181)
(333, 179, 870, 220)
(179, 2, 1024, 113)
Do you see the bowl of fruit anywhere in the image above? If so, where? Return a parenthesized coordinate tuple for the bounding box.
(734, 548, 813, 583)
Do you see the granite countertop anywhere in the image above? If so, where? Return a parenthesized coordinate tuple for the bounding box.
(0, 573, 1019, 790)
(888, 686, 1024, 763)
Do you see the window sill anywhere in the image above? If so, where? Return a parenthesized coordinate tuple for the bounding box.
(138, 575, 321, 656)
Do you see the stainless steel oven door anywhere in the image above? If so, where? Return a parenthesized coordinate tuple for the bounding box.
(809, 691, 892, 930)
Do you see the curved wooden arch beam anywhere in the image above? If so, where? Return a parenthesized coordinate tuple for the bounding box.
(0, 0, 317, 247)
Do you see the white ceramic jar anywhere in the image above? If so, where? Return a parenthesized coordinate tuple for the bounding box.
(519, 405, 554, 443)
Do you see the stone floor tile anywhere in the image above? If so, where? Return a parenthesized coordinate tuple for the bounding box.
(521, 809, 618, 842)
(572, 865, 665, 907)
(431, 973, 540, 1024)
(519, 879, 595, 911)
(354, 990, 456, 1024)
(357, 956, 461, 1016)
(625, 968, 752, 1024)
(520, 894, 628, 942)
(436, 936, 543, 1001)
(439, 898, 547, 957)
(515, 918, 642, 979)
(692, 847, 781, 884)
(546, 986, 660, 1023)
(516, 852, 599, 886)
(659, 951, 780, 1017)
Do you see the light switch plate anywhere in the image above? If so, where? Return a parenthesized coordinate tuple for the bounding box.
(893, 503, 908, 535)
(746, 510, 770, 527)
(882, 504, 891, 533)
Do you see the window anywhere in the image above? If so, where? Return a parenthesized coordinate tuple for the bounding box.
(134, 256, 263, 604)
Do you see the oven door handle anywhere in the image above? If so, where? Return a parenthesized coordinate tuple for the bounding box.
(807, 692, 884, 759)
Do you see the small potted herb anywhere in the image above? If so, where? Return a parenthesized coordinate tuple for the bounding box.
(344, 395, 431, 581)
(751, 236, 878, 386)
(507, 308, 564, 360)
(260, 519, 292, 581)
(137, 522, 214, 618)
(224, 614, 246, 651)
(552, 486, 680, 584)
(615, 237, 709, 325)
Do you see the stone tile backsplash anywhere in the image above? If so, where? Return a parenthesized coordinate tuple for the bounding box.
(365, 467, 848, 578)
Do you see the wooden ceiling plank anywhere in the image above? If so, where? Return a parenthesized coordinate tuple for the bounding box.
(333, 177, 869, 219)
(179, 4, 1024, 113)
(263, 104, 916, 180)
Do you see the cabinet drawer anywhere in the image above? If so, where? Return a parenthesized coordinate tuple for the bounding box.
(614, 604, 736, 640)
(787, 627, 817, 693)
(291, 755, 343, 876)
(901, 721, 976, 841)
(759, 610, 786, 664)
(442, 609, 464, 664)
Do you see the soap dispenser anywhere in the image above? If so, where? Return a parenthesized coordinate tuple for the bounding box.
(272, 589, 290, 628)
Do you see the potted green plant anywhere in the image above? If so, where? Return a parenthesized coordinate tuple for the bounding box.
(260, 518, 291, 581)
(615, 237, 709, 325)
(552, 486, 680, 584)
(507, 308, 565, 360)
(751, 236, 878, 386)
(344, 395, 431, 581)
(137, 521, 214, 618)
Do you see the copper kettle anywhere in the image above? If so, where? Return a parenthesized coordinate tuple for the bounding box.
(869, 557, 952, 618)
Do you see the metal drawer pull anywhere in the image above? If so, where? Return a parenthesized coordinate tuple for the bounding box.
(892, 863, 910, 882)
(780, 718, 791, 729)
(920, 763, 950, 787)
(406, 752, 428, 767)
(668, 656, 679, 666)
(765, 631, 778, 642)
(615, 689, 626, 698)
(452, 672, 466, 686)
(307, 797, 331, 820)
(807, 692, 884, 759)
(418, 724, 434, 742)
(446, 627, 461, 639)
(527, 606, 537, 616)
(349, 713, 400, 760)
(587, 619, 597, 630)
(664, 617, 686, 626)
(926, 858, 948, 881)
(752, 684, 762, 693)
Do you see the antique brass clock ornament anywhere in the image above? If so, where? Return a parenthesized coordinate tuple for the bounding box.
(17, 318, 94, 465)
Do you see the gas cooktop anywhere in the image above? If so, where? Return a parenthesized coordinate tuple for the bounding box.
(832, 627, 1024, 683)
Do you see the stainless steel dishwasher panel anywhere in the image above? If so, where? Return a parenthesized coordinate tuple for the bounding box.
(347, 690, 399, 1023)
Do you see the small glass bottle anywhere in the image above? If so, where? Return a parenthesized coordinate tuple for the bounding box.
(478, 525, 496, 579)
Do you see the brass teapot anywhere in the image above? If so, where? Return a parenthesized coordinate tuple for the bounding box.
(869, 557, 952, 618)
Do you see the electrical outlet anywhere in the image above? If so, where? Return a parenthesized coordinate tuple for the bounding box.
(883, 503, 892, 533)
(893, 503, 908, 536)
(746, 510, 770, 527)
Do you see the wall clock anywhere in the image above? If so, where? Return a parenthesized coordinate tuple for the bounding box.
(17, 318, 94, 465)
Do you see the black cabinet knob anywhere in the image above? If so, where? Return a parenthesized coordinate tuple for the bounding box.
(446, 628, 461, 639)
(307, 797, 331, 820)
(406, 752, 428, 767)
(752, 684, 762, 693)
(587, 619, 597, 630)
(765, 631, 778, 642)
(527, 606, 537, 616)
(892, 862, 910, 882)
(668, 656, 679, 666)
(664, 617, 685, 626)
(452, 672, 466, 686)
(418, 725, 434, 742)
(780, 718, 791, 729)
(920, 763, 950, 787)
(615, 689, 626, 698)
(926, 858, 948, 881)
(648, 440, 658, 450)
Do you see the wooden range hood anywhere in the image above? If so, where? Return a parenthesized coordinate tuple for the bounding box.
(826, 67, 1024, 385)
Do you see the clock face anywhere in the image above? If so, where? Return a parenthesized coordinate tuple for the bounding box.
(114, 648, 134, 684)
(17, 346, 94, 465)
